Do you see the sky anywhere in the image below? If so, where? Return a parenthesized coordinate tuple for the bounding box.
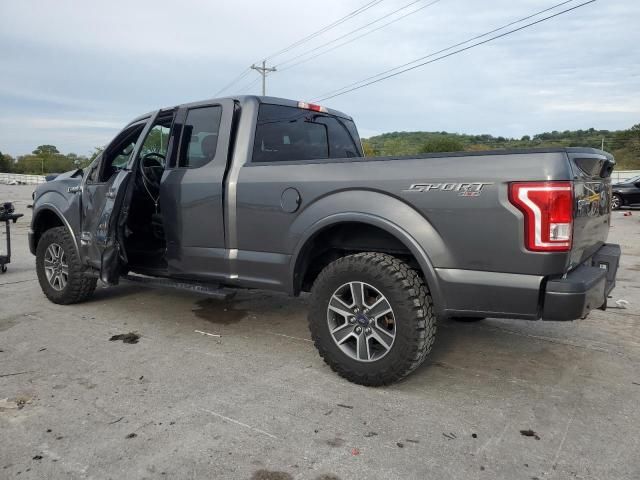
(0, 0, 638, 156)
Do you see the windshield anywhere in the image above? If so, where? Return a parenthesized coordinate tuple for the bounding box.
(622, 175, 640, 184)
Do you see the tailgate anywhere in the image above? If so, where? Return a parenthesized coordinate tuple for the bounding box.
(568, 149, 615, 269)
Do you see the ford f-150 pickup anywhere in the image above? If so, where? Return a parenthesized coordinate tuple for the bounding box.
(29, 95, 621, 385)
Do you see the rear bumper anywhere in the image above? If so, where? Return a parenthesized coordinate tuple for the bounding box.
(542, 243, 621, 321)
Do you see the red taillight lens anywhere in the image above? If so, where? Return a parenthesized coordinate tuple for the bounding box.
(509, 182, 573, 252)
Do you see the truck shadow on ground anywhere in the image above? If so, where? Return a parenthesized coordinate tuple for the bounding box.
(86, 285, 581, 387)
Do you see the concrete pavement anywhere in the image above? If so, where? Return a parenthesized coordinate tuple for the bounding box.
(1, 184, 639, 479)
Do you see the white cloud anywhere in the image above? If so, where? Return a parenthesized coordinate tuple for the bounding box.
(0, 0, 638, 154)
(542, 101, 640, 114)
(0, 116, 123, 130)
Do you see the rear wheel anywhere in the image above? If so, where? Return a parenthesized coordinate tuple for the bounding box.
(36, 227, 97, 304)
(611, 194, 622, 210)
(308, 253, 436, 386)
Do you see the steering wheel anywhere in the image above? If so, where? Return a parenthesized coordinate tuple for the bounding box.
(139, 152, 165, 191)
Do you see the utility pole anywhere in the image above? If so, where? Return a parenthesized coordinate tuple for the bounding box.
(251, 60, 277, 96)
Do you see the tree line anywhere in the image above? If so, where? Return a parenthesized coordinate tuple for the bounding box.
(2, 123, 639, 174)
(0, 145, 98, 175)
(362, 124, 640, 169)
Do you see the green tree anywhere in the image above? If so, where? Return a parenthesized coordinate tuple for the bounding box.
(11, 145, 90, 174)
(32, 145, 60, 156)
(26, 145, 63, 174)
(381, 137, 405, 156)
(65, 153, 92, 170)
(361, 139, 376, 157)
(90, 146, 105, 161)
(419, 137, 464, 153)
(0, 151, 15, 172)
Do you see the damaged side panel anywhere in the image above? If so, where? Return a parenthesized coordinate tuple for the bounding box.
(80, 169, 132, 283)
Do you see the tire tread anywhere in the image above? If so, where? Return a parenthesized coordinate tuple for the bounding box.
(36, 227, 97, 305)
(309, 252, 436, 386)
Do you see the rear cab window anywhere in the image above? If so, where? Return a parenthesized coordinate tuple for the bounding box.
(252, 104, 362, 163)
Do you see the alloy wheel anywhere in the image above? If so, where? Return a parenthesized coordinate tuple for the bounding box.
(44, 243, 68, 291)
(326, 281, 396, 362)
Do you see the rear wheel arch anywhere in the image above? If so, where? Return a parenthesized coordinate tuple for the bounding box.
(291, 214, 444, 314)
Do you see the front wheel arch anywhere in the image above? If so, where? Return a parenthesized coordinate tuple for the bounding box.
(32, 206, 79, 258)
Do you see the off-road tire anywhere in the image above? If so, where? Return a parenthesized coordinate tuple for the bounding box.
(36, 227, 97, 304)
(308, 252, 436, 386)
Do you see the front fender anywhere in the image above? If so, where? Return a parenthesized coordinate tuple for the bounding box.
(30, 188, 80, 256)
(288, 190, 450, 314)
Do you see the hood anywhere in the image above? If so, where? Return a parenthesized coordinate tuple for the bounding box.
(53, 169, 83, 181)
(34, 169, 82, 198)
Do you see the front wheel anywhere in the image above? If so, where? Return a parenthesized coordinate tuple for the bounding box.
(36, 227, 97, 304)
(611, 194, 622, 210)
(308, 253, 436, 386)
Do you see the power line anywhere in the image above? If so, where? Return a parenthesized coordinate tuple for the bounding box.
(276, 0, 440, 69)
(214, 1, 386, 96)
(265, 0, 386, 61)
(311, 0, 594, 102)
(237, 77, 261, 95)
(213, 68, 251, 97)
(312, 0, 576, 100)
(278, 0, 441, 72)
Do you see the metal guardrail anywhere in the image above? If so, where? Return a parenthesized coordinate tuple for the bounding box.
(0, 173, 47, 185)
(611, 170, 640, 183)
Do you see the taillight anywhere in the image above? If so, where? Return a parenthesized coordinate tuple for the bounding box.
(509, 182, 573, 252)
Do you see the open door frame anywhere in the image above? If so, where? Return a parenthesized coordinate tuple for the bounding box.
(80, 111, 160, 284)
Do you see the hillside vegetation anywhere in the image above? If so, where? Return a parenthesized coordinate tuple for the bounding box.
(2, 124, 639, 174)
(362, 124, 640, 169)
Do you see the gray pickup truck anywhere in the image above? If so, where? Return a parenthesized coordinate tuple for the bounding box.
(29, 95, 620, 385)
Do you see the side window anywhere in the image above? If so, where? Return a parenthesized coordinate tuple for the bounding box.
(98, 124, 145, 182)
(139, 124, 171, 158)
(252, 104, 362, 163)
(178, 106, 222, 168)
(253, 105, 328, 163)
(85, 155, 101, 183)
(111, 143, 136, 169)
(317, 116, 361, 158)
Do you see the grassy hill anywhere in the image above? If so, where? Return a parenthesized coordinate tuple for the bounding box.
(362, 124, 640, 169)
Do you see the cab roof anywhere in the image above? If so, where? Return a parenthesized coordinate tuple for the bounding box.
(128, 95, 352, 126)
